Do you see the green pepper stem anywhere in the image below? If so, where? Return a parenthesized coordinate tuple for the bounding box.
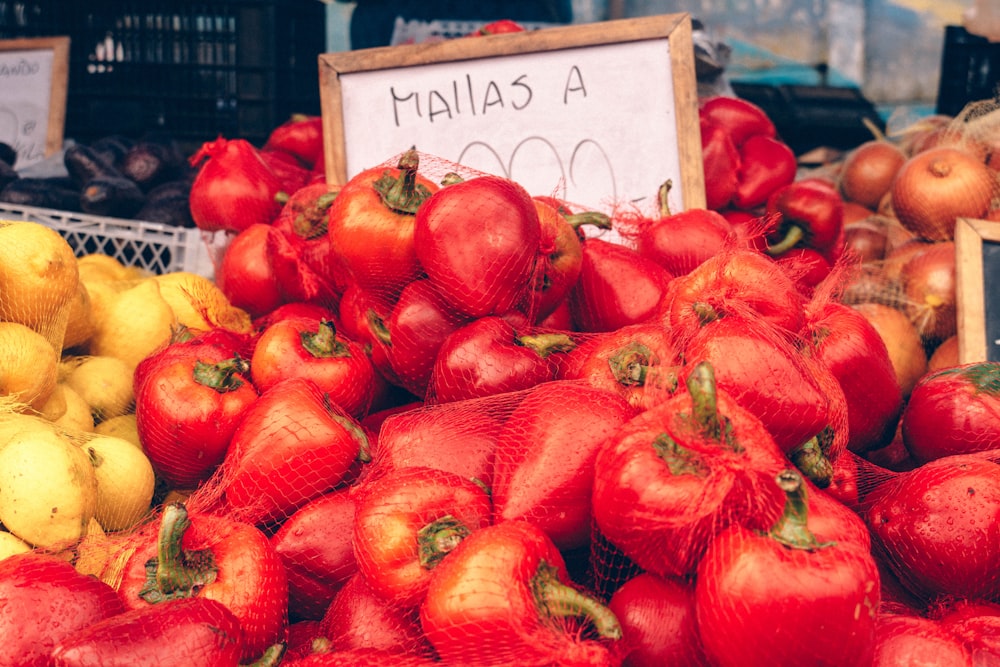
(566, 211, 613, 235)
(329, 410, 372, 464)
(139, 503, 218, 604)
(608, 342, 657, 387)
(372, 147, 433, 214)
(417, 515, 471, 569)
(658, 179, 673, 217)
(301, 320, 350, 359)
(366, 308, 392, 347)
(686, 361, 720, 439)
(768, 470, 834, 550)
(533, 562, 622, 640)
(192, 355, 250, 393)
(517, 332, 577, 358)
(765, 224, 806, 256)
(789, 436, 834, 488)
(243, 643, 286, 667)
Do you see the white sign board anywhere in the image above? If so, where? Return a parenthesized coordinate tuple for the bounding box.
(0, 38, 69, 169)
(320, 14, 704, 218)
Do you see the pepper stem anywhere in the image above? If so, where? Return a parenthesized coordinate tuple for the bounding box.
(608, 342, 657, 387)
(768, 470, 835, 550)
(566, 211, 613, 236)
(765, 224, 806, 256)
(301, 320, 351, 358)
(789, 436, 834, 488)
(243, 643, 286, 667)
(138, 503, 218, 604)
(517, 332, 577, 358)
(533, 561, 622, 640)
(658, 179, 673, 217)
(684, 361, 739, 450)
(372, 147, 434, 214)
(192, 355, 250, 393)
(417, 515, 471, 569)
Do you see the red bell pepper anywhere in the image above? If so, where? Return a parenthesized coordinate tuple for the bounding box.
(263, 113, 325, 171)
(558, 321, 682, 411)
(320, 573, 432, 656)
(428, 315, 575, 403)
(0, 552, 125, 666)
(352, 465, 493, 608)
(366, 278, 471, 398)
(607, 572, 709, 667)
(633, 180, 736, 276)
(133, 333, 259, 490)
(270, 488, 358, 621)
(221, 376, 369, 526)
(680, 315, 841, 471)
(568, 236, 674, 333)
(420, 520, 623, 666)
(49, 597, 285, 667)
(591, 361, 787, 579)
(491, 381, 636, 551)
(116, 503, 289, 662)
(269, 180, 346, 307)
(662, 246, 807, 342)
(371, 396, 503, 488)
(250, 316, 378, 419)
(695, 469, 880, 667)
(765, 177, 847, 265)
(699, 96, 797, 211)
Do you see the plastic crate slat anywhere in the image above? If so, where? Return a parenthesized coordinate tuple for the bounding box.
(0, 203, 225, 278)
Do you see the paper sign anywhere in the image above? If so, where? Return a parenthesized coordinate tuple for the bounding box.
(0, 37, 69, 169)
(320, 14, 704, 218)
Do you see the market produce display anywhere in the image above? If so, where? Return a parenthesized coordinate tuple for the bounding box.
(2, 86, 1000, 666)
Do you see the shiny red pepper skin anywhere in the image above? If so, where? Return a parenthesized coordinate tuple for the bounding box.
(117, 503, 289, 662)
(49, 598, 247, 667)
(0, 552, 125, 667)
(420, 520, 623, 666)
(699, 96, 797, 211)
(765, 177, 847, 264)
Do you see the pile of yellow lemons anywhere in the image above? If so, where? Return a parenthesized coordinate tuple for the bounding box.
(0, 219, 250, 571)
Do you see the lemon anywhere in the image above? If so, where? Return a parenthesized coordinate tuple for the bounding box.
(88, 278, 177, 372)
(0, 322, 58, 413)
(63, 355, 135, 423)
(0, 220, 79, 351)
(0, 428, 97, 550)
(82, 434, 156, 531)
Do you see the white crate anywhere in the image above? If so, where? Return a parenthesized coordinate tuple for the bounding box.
(0, 204, 231, 279)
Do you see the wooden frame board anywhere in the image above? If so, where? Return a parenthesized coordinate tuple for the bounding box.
(0, 36, 69, 168)
(955, 216, 1000, 364)
(318, 13, 704, 218)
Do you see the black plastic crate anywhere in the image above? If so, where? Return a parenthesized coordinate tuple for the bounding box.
(0, 1, 325, 149)
(730, 81, 885, 155)
(937, 25, 1000, 117)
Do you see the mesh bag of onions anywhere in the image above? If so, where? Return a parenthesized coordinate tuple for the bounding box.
(3, 119, 1000, 666)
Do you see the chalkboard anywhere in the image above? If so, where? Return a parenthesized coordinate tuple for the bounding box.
(0, 37, 69, 169)
(318, 13, 704, 219)
(955, 217, 1000, 363)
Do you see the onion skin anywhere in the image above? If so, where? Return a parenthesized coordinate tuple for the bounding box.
(891, 147, 997, 242)
(839, 140, 906, 210)
(899, 241, 957, 345)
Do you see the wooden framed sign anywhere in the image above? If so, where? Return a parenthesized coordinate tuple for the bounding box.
(0, 36, 69, 169)
(955, 216, 1000, 363)
(318, 13, 704, 218)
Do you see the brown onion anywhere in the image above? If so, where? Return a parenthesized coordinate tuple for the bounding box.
(838, 140, 907, 210)
(891, 146, 997, 242)
(899, 241, 957, 344)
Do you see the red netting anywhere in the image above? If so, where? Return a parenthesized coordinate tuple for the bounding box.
(3, 100, 1000, 664)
